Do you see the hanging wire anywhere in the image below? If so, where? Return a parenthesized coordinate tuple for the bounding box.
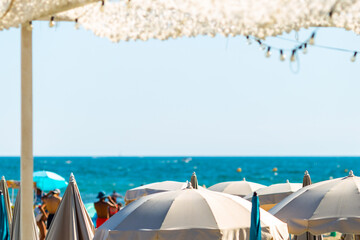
(274, 35, 358, 53)
(245, 29, 359, 65)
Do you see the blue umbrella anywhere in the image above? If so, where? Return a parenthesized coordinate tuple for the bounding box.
(250, 192, 261, 240)
(33, 171, 68, 192)
(0, 192, 10, 240)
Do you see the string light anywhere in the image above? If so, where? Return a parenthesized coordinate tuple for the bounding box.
(74, 19, 80, 30)
(245, 30, 359, 64)
(49, 16, 55, 28)
(351, 52, 357, 62)
(257, 40, 266, 50)
(246, 36, 252, 45)
(309, 32, 315, 45)
(265, 47, 271, 58)
(26, 21, 33, 31)
(302, 43, 308, 54)
(290, 50, 296, 62)
(100, 0, 105, 12)
(280, 50, 286, 61)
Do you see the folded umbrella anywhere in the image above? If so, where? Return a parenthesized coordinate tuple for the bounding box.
(0, 177, 12, 232)
(45, 173, 95, 240)
(10, 189, 39, 240)
(250, 192, 261, 240)
(0, 191, 10, 240)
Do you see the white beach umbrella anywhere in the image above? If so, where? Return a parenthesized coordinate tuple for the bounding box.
(208, 178, 266, 197)
(10, 189, 39, 240)
(45, 173, 95, 240)
(0, 176, 12, 231)
(244, 180, 302, 210)
(270, 171, 360, 235)
(124, 181, 188, 204)
(94, 187, 289, 240)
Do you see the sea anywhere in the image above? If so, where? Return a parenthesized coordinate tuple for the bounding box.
(1, 156, 359, 205)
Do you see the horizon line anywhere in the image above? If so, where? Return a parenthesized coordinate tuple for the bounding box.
(1, 155, 360, 158)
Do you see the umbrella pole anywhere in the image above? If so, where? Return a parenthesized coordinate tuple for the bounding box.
(20, 24, 34, 239)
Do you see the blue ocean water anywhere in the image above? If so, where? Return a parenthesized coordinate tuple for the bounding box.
(0, 156, 359, 204)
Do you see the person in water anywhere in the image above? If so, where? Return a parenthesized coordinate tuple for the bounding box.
(41, 189, 62, 229)
(109, 191, 123, 217)
(94, 191, 117, 227)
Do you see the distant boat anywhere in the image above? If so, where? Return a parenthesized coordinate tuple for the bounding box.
(182, 157, 192, 163)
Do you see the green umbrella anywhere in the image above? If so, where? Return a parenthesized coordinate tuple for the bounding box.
(0, 191, 10, 240)
(250, 192, 261, 240)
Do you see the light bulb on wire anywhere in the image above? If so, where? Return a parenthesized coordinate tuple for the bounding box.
(49, 16, 55, 28)
(351, 52, 357, 62)
(246, 36, 252, 45)
(100, 0, 105, 12)
(257, 40, 266, 50)
(290, 50, 296, 62)
(279, 50, 286, 61)
(309, 32, 315, 45)
(302, 43, 308, 54)
(265, 47, 271, 58)
(74, 19, 80, 30)
(26, 21, 33, 31)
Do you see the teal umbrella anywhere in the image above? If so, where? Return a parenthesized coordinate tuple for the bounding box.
(33, 171, 68, 192)
(250, 192, 261, 240)
(0, 192, 10, 240)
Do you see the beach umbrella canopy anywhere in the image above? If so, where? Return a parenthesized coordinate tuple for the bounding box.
(45, 173, 95, 240)
(33, 171, 68, 192)
(124, 181, 188, 204)
(209, 178, 266, 197)
(190, 172, 198, 189)
(0, 192, 10, 240)
(244, 180, 302, 211)
(94, 188, 289, 240)
(10, 189, 39, 240)
(250, 192, 261, 240)
(0, 177, 12, 231)
(270, 171, 360, 235)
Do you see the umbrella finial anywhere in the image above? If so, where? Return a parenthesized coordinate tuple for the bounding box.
(286, 179, 290, 183)
(304, 170, 309, 175)
(243, 177, 246, 181)
(349, 170, 354, 177)
(69, 173, 75, 182)
(191, 172, 198, 189)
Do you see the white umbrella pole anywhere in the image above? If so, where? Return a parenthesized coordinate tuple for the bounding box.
(20, 24, 34, 239)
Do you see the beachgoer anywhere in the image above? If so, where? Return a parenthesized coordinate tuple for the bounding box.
(35, 185, 43, 205)
(35, 204, 47, 240)
(41, 189, 62, 229)
(109, 191, 123, 217)
(94, 191, 117, 227)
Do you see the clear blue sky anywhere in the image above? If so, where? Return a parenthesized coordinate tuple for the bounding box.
(0, 22, 359, 156)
